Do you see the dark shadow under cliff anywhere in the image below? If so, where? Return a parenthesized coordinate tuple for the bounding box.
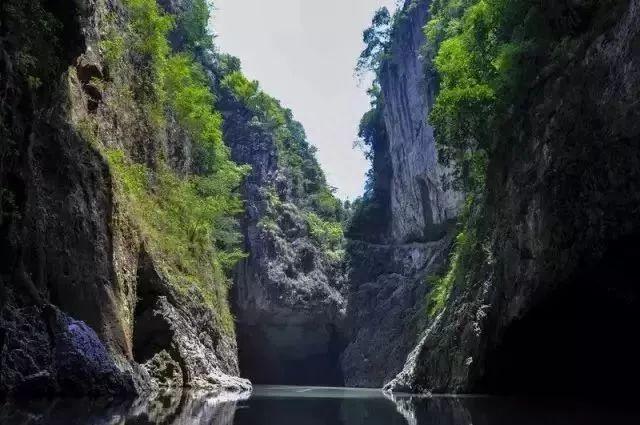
(478, 233, 640, 396)
(236, 322, 345, 386)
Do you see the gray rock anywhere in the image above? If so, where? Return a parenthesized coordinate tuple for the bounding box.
(0, 0, 249, 396)
(219, 82, 347, 385)
(341, 0, 462, 388)
(379, 0, 462, 243)
(341, 237, 453, 387)
(143, 350, 183, 389)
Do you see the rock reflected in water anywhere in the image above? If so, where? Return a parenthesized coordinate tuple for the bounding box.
(1, 386, 639, 425)
(0, 388, 249, 425)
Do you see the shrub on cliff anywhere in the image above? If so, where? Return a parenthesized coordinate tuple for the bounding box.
(85, 0, 248, 333)
(221, 68, 346, 257)
(422, 0, 623, 313)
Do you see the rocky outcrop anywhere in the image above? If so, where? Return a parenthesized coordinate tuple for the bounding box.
(386, 0, 640, 394)
(341, 238, 452, 387)
(0, 304, 137, 397)
(0, 0, 137, 397)
(342, 0, 461, 388)
(218, 80, 347, 386)
(0, 0, 248, 397)
(133, 249, 250, 393)
(378, 0, 462, 244)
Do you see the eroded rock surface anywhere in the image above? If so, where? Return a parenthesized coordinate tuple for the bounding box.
(0, 0, 248, 396)
(0, 304, 136, 397)
(342, 239, 452, 387)
(341, 0, 461, 388)
(219, 83, 347, 386)
(378, 0, 462, 243)
(386, 0, 640, 394)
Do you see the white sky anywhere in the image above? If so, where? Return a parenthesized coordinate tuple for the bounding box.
(213, 0, 399, 200)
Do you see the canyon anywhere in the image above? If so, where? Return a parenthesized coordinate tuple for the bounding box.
(1, 0, 639, 400)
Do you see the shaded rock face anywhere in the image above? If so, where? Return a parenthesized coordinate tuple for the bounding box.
(386, 0, 640, 394)
(220, 91, 347, 386)
(0, 0, 134, 397)
(341, 0, 461, 388)
(341, 238, 453, 388)
(0, 0, 248, 396)
(133, 249, 250, 393)
(0, 305, 135, 397)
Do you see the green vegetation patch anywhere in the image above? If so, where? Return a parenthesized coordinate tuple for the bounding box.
(305, 212, 344, 260)
(82, 0, 250, 334)
(221, 70, 347, 258)
(221, 71, 330, 202)
(425, 196, 486, 317)
(420, 0, 617, 316)
(105, 149, 241, 333)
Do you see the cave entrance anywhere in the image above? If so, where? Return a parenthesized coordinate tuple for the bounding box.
(478, 234, 640, 396)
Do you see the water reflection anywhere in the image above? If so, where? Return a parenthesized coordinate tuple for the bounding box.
(1, 385, 638, 424)
(0, 388, 249, 425)
(385, 392, 640, 425)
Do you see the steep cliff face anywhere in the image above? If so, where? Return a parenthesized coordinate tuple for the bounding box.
(215, 68, 347, 386)
(379, 0, 462, 244)
(387, 0, 640, 394)
(0, 0, 139, 397)
(342, 0, 462, 388)
(0, 0, 250, 396)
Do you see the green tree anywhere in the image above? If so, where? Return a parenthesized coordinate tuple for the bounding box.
(356, 7, 391, 76)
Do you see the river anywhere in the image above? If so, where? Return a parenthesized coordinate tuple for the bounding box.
(1, 385, 637, 424)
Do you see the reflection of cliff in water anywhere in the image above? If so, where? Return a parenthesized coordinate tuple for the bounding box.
(0, 389, 249, 425)
(2, 387, 640, 425)
(384, 392, 640, 425)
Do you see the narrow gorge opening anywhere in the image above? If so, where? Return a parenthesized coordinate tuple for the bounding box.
(478, 234, 640, 396)
(236, 322, 345, 386)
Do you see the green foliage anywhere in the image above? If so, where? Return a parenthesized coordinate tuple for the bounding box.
(419, 0, 531, 313)
(426, 196, 484, 317)
(309, 187, 343, 221)
(177, 0, 214, 51)
(216, 54, 242, 75)
(100, 13, 126, 69)
(164, 53, 244, 177)
(113, 0, 249, 180)
(117, 0, 174, 123)
(221, 68, 346, 254)
(356, 7, 392, 76)
(88, 0, 249, 333)
(101, 33, 126, 68)
(221, 71, 342, 220)
(305, 212, 344, 257)
(124, 0, 174, 61)
(426, 231, 464, 317)
(356, 83, 385, 162)
(105, 150, 241, 333)
(347, 83, 390, 240)
(425, 0, 558, 192)
(421, 0, 620, 317)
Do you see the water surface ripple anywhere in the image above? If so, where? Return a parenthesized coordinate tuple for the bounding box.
(1, 385, 637, 424)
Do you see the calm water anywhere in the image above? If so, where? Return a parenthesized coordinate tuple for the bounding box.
(1, 385, 638, 424)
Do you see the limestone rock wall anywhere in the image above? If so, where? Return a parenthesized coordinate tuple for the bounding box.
(386, 0, 640, 394)
(217, 80, 347, 386)
(0, 0, 249, 397)
(341, 0, 462, 387)
(379, 0, 462, 244)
